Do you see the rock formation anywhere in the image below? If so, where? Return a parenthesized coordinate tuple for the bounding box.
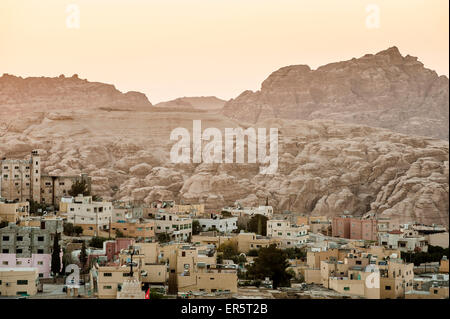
(223, 47, 449, 140)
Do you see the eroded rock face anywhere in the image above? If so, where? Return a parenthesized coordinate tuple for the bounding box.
(0, 51, 448, 227)
(223, 47, 449, 140)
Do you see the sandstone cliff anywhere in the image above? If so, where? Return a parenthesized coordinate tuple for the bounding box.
(223, 47, 449, 140)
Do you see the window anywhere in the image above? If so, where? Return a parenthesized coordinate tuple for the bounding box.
(16, 249, 23, 254)
(2, 261, 8, 265)
(103, 286, 112, 289)
(17, 236, 23, 241)
(103, 273, 112, 277)
(2, 236, 9, 241)
(37, 236, 44, 241)
(343, 287, 350, 291)
(37, 249, 44, 254)
(434, 289, 438, 294)
(2, 249, 8, 254)
(17, 280, 28, 285)
(37, 261, 43, 265)
(385, 286, 391, 290)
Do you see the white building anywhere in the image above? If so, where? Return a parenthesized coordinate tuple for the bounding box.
(267, 219, 309, 248)
(195, 216, 238, 234)
(379, 229, 428, 252)
(222, 206, 274, 219)
(59, 195, 112, 234)
(154, 211, 192, 242)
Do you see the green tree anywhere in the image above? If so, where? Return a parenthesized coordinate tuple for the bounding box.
(192, 220, 201, 235)
(247, 249, 259, 257)
(157, 233, 171, 243)
(115, 229, 125, 238)
(218, 241, 239, 260)
(0, 221, 8, 229)
(89, 236, 108, 248)
(79, 241, 88, 273)
(74, 226, 83, 236)
(68, 179, 90, 197)
(63, 223, 75, 236)
(51, 233, 61, 279)
(247, 244, 293, 289)
(247, 215, 268, 236)
(29, 200, 47, 215)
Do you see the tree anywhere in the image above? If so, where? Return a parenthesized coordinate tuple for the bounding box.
(247, 249, 259, 257)
(115, 229, 125, 238)
(74, 226, 83, 236)
(157, 233, 171, 243)
(218, 242, 239, 260)
(51, 233, 61, 279)
(0, 221, 8, 229)
(192, 220, 201, 235)
(247, 244, 293, 289)
(247, 215, 268, 236)
(89, 236, 108, 248)
(79, 241, 88, 273)
(29, 200, 47, 215)
(68, 179, 90, 197)
(64, 223, 75, 236)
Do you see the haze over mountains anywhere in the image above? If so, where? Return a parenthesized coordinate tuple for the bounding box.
(0, 47, 448, 226)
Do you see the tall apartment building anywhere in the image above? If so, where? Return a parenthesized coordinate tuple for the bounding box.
(0, 150, 91, 208)
(267, 219, 309, 248)
(0, 224, 62, 257)
(59, 195, 113, 236)
(332, 215, 378, 241)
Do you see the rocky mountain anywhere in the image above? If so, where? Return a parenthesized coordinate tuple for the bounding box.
(0, 47, 448, 227)
(155, 96, 226, 111)
(223, 47, 449, 140)
(0, 73, 152, 112)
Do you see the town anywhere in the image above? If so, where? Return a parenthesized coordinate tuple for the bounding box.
(0, 150, 448, 299)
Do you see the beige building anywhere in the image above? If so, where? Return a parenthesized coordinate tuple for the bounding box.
(111, 220, 155, 240)
(267, 219, 309, 248)
(60, 195, 112, 236)
(154, 211, 192, 242)
(92, 264, 141, 299)
(0, 200, 29, 223)
(0, 150, 91, 208)
(0, 267, 39, 297)
(175, 244, 237, 294)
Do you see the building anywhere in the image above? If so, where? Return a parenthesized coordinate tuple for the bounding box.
(175, 244, 237, 294)
(267, 219, 309, 248)
(0, 267, 39, 297)
(332, 215, 378, 241)
(154, 211, 192, 242)
(222, 205, 274, 219)
(0, 223, 61, 257)
(91, 264, 141, 299)
(111, 220, 155, 241)
(59, 195, 112, 236)
(0, 200, 29, 223)
(0, 253, 52, 278)
(0, 150, 91, 208)
(192, 231, 282, 254)
(378, 229, 428, 252)
(112, 203, 143, 223)
(194, 216, 238, 234)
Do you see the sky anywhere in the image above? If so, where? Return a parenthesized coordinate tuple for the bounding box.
(0, 0, 448, 103)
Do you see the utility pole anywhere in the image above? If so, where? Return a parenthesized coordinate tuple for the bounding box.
(109, 217, 111, 239)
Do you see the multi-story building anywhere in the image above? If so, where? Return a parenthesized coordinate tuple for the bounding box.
(0, 200, 29, 223)
(192, 231, 282, 253)
(0, 267, 39, 297)
(0, 253, 53, 278)
(154, 211, 192, 242)
(378, 229, 428, 252)
(267, 219, 309, 248)
(59, 195, 112, 236)
(195, 216, 238, 234)
(0, 224, 61, 257)
(111, 220, 155, 241)
(222, 205, 274, 219)
(332, 215, 378, 241)
(0, 150, 91, 208)
(175, 244, 237, 294)
(91, 264, 141, 299)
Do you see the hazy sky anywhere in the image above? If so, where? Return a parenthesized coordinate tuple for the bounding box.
(1, 0, 448, 103)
